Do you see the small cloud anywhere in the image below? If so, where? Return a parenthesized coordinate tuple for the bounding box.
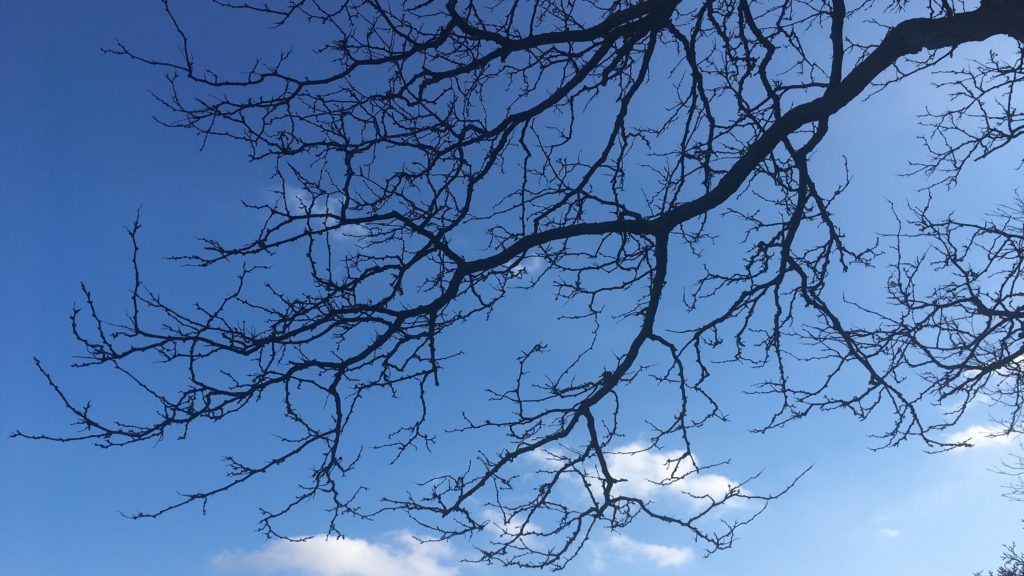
(272, 184, 365, 247)
(212, 531, 457, 576)
(510, 256, 546, 277)
(607, 534, 694, 568)
(330, 223, 370, 244)
(524, 447, 565, 469)
(603, 442, 740, 503)
(946, 424, 1016, 449)
(481, 509, 538, 540)
(878, 528, 900, 539)
(281, 185, 314, 214)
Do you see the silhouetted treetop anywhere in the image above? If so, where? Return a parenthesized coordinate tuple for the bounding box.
(20, 0, 1024, 568)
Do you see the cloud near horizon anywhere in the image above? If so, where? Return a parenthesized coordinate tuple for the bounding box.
(212, 531, 457, 576)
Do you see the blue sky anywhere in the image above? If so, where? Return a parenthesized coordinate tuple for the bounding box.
(2, 2, 1023, 575)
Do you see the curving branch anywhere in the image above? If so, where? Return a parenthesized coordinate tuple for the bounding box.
(19, 0, 1024, 568)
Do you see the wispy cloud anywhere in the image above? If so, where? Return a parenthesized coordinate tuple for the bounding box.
(510, 255, 546, 277)
(481, 508, 539, 540)
(212, 532, 457, 576)
(946, 424, 1016, 449)
(603, 442, 740, 502)
(877, 528, 900, 539)
(275, 185, 367, 246)
(606, 534, 694, 568)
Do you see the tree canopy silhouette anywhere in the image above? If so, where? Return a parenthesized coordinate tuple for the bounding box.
(977, 544, 1024, 576)
(19, 0, 1024, 568)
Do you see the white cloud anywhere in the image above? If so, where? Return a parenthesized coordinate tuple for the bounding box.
(481, 509, 539, 540)
(524, 447, 564, 469)
(275, 185, 366, 246)
(946, 424, 1016, 449)
(212, 532, 457, 576)
(330, 223, 370, 244)
(603, 442, 740, 502)
(510, 255, 546, 277)
(878, 528, 900, 539)
(870, 512, 892, 524)
(526, 443, 741, 507)
(607, 534, 694, 568)
(279, 184, 313, 214)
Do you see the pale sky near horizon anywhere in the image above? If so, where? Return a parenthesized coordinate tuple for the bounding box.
(2, 2, 1023, 576)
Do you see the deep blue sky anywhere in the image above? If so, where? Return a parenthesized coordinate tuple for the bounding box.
(2, 2, 1022, 576)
